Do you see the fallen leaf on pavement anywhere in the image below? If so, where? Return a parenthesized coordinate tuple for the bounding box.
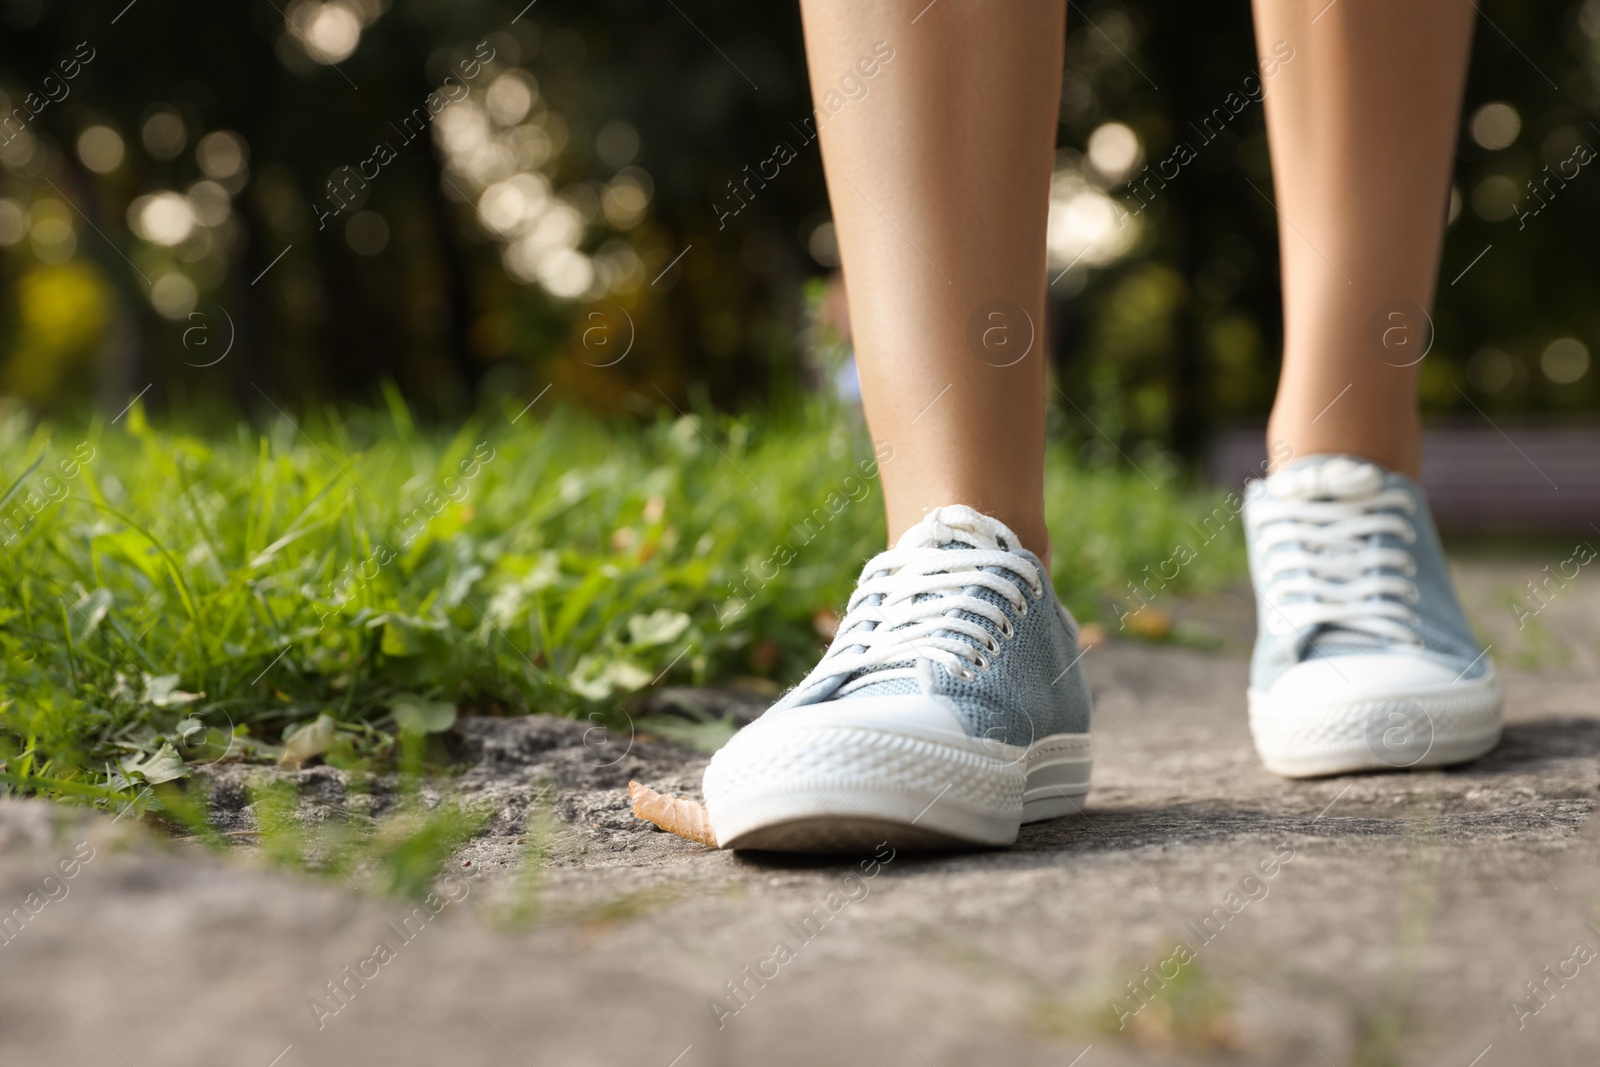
(279, 712, 337, 769)
(628, 780, 718, 847)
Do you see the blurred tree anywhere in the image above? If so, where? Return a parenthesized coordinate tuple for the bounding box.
(0, 0, 1596, 451)
(1050, 0, 1600, 452)
(0, 0, 822, 419)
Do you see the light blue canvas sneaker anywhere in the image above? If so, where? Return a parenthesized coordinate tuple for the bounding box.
(703, 505, 1093, 851)
(1243, 454, 1502, 777)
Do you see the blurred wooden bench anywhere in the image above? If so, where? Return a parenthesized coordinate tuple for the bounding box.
(1206, 423, 1600, 534)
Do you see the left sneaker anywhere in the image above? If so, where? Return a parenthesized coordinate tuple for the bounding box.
(1243, 454, 1502, 777)
(702, 505, 1093, 852)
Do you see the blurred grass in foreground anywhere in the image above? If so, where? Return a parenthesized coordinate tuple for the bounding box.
(0, 392, 1244, 804)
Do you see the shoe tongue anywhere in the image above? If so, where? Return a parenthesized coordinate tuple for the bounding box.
(893, 504, 1020, 553)
(1264, 455, 1385, 502)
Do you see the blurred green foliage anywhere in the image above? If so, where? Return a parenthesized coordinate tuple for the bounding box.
(1059, 1, 1600, 449)
(1, 2, 1595, 447)
(0, 0, 824, 419)
(0, 393, 1240, 797)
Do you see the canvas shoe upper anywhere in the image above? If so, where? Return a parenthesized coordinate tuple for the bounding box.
(1243, 454, 1502, 777)
(702, 505, 1092, 851)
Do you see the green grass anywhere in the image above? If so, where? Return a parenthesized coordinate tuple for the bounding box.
(0, 392, 1245, 804)
(1033, 955, 1239, 1053)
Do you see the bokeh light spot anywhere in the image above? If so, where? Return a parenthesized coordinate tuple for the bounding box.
(1469, 102, 1520, 151)
(142, 108, 188, 161)
(77, 125, 126, 174)
(1087, 122, 1142, 183)
(346, 210, 390, 255)
(151, 273, 199, 320)
(1541, 338, 1590, 384)
(197, 130, 248, 180)
(129, 192, 197, 246)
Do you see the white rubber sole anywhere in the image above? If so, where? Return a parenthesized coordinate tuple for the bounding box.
(703, 724, 1092, 853)
(1248, 673, 1503, 778)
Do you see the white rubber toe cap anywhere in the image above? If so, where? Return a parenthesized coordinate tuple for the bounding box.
(1250, 653, 1502, 778)
(1263, 653, 1469, 705)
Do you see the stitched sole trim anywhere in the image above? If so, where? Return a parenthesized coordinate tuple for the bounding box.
(1248, 676, 1503, 778)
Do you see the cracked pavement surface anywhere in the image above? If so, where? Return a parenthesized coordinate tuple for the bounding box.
(1, 554, 1597, 1066)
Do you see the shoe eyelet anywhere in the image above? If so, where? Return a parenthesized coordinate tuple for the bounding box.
(984, 634, 1001, 654)
(954, 666, 977, 682)
(973, 653, 991, 671)
(1017, 601, 1029, 619)
(999, 618, 1015, 639)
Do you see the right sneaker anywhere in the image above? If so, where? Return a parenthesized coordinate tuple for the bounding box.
(703, 505, 1093, 852)
(1244, 455, 1503, 777)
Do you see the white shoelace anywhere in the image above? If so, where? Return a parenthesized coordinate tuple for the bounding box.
(809, 545, 1041, 697)
(1250, 488, 1423, 648)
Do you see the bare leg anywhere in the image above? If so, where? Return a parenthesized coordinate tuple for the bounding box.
(1252, 0, 1475, 478)
(798, 1, 1065, 558)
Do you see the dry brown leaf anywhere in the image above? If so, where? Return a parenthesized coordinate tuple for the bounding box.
(1124, 607, 1173, 640)
(812, 606, 840, 640)
(628, 780, 718, 847)
(279, 712, 337, 770)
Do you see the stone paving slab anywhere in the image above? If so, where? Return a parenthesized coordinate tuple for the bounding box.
(0, 558, 1596, 1067)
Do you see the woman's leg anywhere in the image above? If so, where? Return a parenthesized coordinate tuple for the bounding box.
(702, 3, 1094, 853)
(1251, 0, 1475, 477)
(1242, 2, 1502, 780)
(797, 0, 1064, 558)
